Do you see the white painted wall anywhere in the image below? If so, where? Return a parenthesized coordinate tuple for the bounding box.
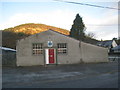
(16, 30, 108, 66)
(112, 40, 117, 47)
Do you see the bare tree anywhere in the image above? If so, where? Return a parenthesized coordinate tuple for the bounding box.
(86, 32, 96, 39)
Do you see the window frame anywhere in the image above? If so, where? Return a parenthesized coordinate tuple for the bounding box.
(57, 43, 67, 54)
(32, 43, 43, 55)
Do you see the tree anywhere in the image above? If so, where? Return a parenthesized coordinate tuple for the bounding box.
(70, 13, 85, 41)
(86, 32, 96, 39)
(18, 32, 26, 36)
(112, 37, 117, 40)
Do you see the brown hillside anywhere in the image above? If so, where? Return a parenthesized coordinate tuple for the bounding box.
(4, 23, 70, 35)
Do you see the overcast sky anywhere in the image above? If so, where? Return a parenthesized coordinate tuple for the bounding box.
(0, 0, 119, 40)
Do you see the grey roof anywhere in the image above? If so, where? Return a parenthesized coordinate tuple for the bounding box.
(111, 45, 120, 50)
(97, 40, 112, 47)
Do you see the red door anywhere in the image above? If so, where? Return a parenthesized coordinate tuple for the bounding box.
(49, 49, 55, 64)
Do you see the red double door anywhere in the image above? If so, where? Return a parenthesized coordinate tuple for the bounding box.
(48, 49, 55, 64)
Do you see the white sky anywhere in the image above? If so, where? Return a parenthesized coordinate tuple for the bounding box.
(0, 0, 119, 40)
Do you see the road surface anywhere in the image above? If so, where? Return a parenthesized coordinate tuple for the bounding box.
(2, 61, 119, 88)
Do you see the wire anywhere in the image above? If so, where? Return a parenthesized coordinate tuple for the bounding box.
(54, 0, 120, 10)
(86, 24, 119, 26)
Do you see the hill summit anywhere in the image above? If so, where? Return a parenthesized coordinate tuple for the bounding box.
(4, 23, 70, 35)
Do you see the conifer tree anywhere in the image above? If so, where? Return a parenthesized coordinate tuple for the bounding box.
(70, 13, 85, 41)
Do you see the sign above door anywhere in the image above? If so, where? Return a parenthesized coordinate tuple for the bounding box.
(48, 41, 53, 47)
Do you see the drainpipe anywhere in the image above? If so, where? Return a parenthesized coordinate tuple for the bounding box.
(79, 40, 83, 63)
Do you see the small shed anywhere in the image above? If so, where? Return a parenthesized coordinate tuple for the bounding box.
(16, 30, 108, 66)
(0, 46, 16, 66)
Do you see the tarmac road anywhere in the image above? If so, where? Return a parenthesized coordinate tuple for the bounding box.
(21, 72, 118, 88)
(2, 61, 119, 88)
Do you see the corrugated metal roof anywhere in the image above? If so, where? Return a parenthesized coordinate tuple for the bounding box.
(0, 46, 16, 51)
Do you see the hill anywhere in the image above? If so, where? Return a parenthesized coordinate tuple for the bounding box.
(4, 23, 69, 35)
(2, 31, 29, 49)
(2, 23, 99, 49)
(2, 23, 70, 49)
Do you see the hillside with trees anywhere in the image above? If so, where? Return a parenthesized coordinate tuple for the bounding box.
(2, 22, 99, 49)
(2, 31, 29, 49)
(2, 23, 70, 49)
(4, 23, 69, 35)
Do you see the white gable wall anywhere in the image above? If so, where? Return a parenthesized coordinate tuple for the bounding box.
(16, 30, 108, 66)
(16, 30, 82, 66)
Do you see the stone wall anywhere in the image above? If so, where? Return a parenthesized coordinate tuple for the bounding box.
(2, 50, 16, 66)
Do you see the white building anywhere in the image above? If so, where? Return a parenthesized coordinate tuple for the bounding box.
(16, 30, 108, 66)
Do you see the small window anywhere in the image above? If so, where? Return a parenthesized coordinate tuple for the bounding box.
(32, 43, 43, 55)
(57, 43, 67, 54)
